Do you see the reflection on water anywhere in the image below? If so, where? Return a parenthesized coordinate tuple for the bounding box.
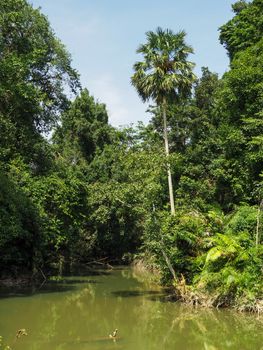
(0, 268, 262, 350)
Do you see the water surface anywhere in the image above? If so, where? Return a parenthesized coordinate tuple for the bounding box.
(0, 268, 262, 350)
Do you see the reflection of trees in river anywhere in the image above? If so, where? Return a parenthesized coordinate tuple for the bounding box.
(130, 299, 263, 350)
(2, 271, 262, 350)
(109, 271, 263, 350)
(183, 308, 263, 350)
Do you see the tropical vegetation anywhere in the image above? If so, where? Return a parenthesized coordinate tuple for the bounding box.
(0, 0, 262, 313)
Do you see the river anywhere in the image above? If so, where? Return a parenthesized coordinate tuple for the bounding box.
(0, 267, 262, 350)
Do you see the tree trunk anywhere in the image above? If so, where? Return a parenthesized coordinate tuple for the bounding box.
(162, 99, 175, 215)
(256, 199, 263, 246)
(161, 247, 177, 281)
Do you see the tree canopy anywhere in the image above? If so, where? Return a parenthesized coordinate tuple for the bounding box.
(0, 0, 80, 166)
(0, 0, 262, 313)
(131, 27, 196, 104)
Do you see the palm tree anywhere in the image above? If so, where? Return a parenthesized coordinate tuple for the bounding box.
(131, 27, 196, 215)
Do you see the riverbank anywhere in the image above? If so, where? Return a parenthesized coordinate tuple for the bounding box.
(132, 259, 263, 316)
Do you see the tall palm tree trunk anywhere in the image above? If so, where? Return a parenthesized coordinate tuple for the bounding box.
(256, 199, 263, 246)
(162, 99, 175, 215)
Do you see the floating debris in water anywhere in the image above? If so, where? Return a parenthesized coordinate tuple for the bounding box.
(109, 328, 118, 339)
(16, 329, 28, 339)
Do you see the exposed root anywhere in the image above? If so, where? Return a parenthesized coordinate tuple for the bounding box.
(174, 275, 263, 315)
(235, 298, 263, 316)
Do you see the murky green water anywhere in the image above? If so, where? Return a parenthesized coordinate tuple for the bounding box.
(0, 268, 262, 350)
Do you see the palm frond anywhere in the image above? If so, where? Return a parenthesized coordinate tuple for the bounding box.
(131, 27, 196, 104)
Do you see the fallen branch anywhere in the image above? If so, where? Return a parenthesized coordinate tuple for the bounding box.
(86, 258, 113, 269)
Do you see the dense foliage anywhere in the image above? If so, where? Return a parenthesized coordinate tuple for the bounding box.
(0, 0, 262, 312)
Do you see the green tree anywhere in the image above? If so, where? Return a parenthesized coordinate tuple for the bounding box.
(0, 0, 80, 166)
(53, 89, 112, 164)
(216, 0, 263, 205)
(85, 124, 167, 259)
(219, 0, 262, 60)
(0, 168, 41, 275)
(131, 27, 196, 215)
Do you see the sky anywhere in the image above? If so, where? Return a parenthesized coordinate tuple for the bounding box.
(31, 0, 236, 127)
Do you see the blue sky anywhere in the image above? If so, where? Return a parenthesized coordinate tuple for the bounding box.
(31, 0, 236, 127)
